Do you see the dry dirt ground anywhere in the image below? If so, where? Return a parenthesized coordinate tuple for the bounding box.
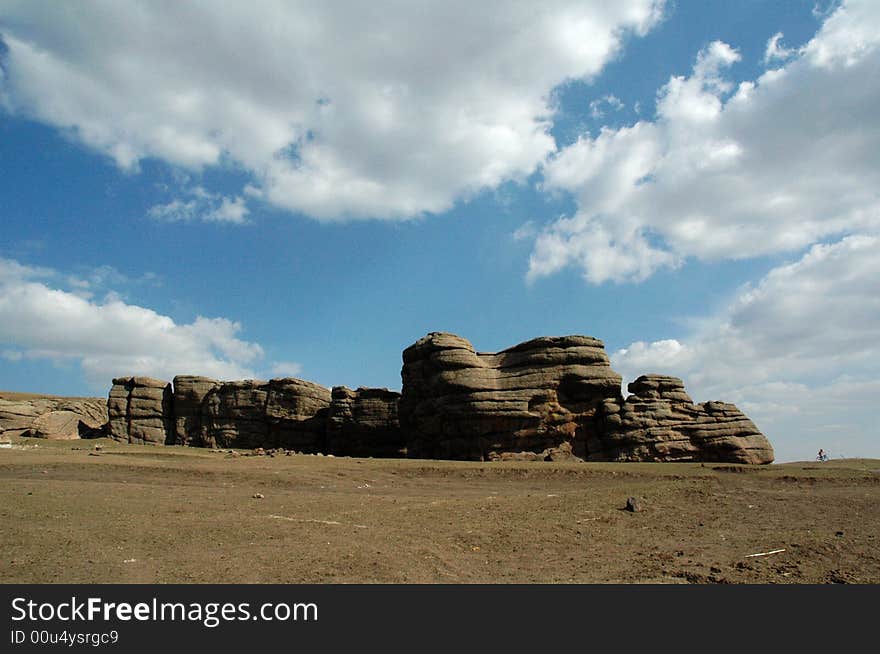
(1, 437, 878, 584)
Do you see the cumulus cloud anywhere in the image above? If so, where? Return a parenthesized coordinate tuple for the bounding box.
(0, 0, 663, 221)
(611, 236, 880, 461)
(0, 257, 275, 389)
(529, 0, 880, 284)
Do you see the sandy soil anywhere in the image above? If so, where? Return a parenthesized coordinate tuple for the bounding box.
(1, 437, 878, 584)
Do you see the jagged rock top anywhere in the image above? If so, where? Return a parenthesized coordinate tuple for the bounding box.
(331, 386, 401, 400)
(405, 332, 607, 354)
(499, 335, 607, 353)
(403, 332, 616, 372)
(402, 332, 472, 362)
(111, 376, 169, 389)
(173, 375, 330, 394)
(627, 374, 694, 403)
(172, 375, 219, 386)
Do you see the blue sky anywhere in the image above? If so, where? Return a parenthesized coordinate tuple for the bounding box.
(1, 1, 878, 462)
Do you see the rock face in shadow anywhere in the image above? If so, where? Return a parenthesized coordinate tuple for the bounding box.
(265, 378, 333, 451)
(201, 378, 331, 451)
(172, 375, 220, 446)
(327, 386, 404, 458)
(107, 376, 174, 444)
(595, 374, 774, 464)
(399, 332, 624, 460)
(0, 394, 107, 440)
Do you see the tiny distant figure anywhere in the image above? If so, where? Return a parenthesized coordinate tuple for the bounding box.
(817, 448, 828, 462)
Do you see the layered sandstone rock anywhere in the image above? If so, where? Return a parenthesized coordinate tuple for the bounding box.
(200, 380, 269, 449)
(326, 386, 404, 458)
(264, 378, 332, 451)
(172, 375, 221, 446)
(107, 377, 174, 445)
(0, 393, 107, 440)
(399, 332, 623, 460)
(95, 333, 773, 464)
(200, 378, 331, 450)
(595, 374, 774, 464)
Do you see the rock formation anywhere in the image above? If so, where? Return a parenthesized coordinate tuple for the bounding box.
(12, 330, 769, 465)
(200, 378, 331, 451)
(326, 386, 404, 458)
(172, 375, 220, 446)
(0, 392, 107, 440)
(107, 376, 174, 444)
(399, 334, 773, 464)
(108, 375, 331, 450)
(399, 332, 623, 460)
(199, 380, 269, 448)
(595, 375, 774, 464)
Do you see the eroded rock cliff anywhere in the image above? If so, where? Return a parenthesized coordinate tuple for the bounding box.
(199, 378, 332, 450)
(0, 392, 107, 440)
(595, 374, 774, 464)
(399, 332, 623, 460)
(94, 331, 774, 464)
(327, 386, 404, 458)
(107, 376, 174, 444)
(172, 375, 220, 446)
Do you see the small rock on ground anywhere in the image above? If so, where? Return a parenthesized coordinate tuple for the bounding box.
(625, 497, 644, 512)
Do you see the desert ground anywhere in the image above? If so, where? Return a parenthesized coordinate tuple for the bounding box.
(1, 437, 878, 584)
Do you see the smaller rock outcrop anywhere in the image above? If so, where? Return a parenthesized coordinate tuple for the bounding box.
(326, 386, 404, 457)
(265, 378, 332, 451)
(596, 374, 774, 464)
(172, 375, 220, 446)
(200, 378, 331, 451)
(0, 392, 107, 440)
(486, 440, 580, 462)
(107, 377, 174, 445)
(202, 380, 272, 449)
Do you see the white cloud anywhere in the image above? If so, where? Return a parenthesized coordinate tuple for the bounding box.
(529, 0, 880, 283)
(0, 0, 664, 221)
(269, 361, 304, 379)
(611, 235, 880, 462)
(512, 221, 538, 242)
(147, 199, 199, 223)
(63, 265, 160, 300)
(205, 195, 249, 224)
(764, 32, 796, 65)
(0, 257, 53, 281)
(589, 94, 625, 119)
(804, 0, 880, 67)
(0, 257, 267, 389)
(147, 188, 249, 224)
(2, 349, 23, 362)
